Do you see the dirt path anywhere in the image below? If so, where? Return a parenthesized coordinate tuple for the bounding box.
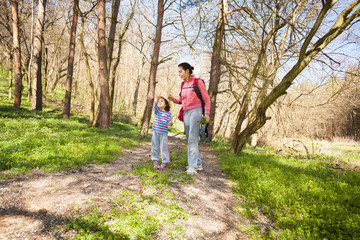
(0, 134, 248, 240)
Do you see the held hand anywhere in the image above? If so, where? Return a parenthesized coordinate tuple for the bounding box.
(205, 114, 210, 123)
(168, 121, 173, 126)
(156, 96, 161, 102)
(168, 94, 175, 102)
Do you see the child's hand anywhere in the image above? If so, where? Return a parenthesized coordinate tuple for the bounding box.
(168, 121, 173, 126)
(168, 94, 175, 102)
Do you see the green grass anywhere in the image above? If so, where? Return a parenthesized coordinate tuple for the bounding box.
(67, 189, 189, 240)
(68, 151, 193, 239)
(211, 141, 360, 239)
(127, 150, 195, 190)
(0, 75, 149, 178)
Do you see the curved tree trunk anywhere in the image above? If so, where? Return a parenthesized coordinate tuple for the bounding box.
(30, 0, 47, 111)
(63, 0, 79, 119)
(230, 0, 360, 153)
(11, 0, 22, 109)
(140, 0, 164, 135)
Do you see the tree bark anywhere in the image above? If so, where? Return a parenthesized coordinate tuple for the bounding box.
(63, 0, 79, 119)
(207, 0, 227, 140)
(31, 0, 47, 111)
(96, 0, 111, 129)
(140, 0, 165, 134)
(11, 0, 22, 109)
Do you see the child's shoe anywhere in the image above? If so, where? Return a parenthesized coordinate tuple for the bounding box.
(158, 163, 168, 169)
(153, 161, 159, 169)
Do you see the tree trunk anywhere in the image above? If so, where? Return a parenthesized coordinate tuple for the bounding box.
(43, 47, 49, 98)
(133, 57, 145, 117)
(11, 0, 22, 109)
(96, 0, 111, 129)
(8, 52, 13, 99)
(107, 0, 120, 77)
(110, 2, 135, 118)
(63, 0, 79, 119)
(140, 0, 165, 134)
(27, 0, 35, 102)
(31, 0, 47, 111)
(79, 18, 95, 125)
(207, 0, 227, 140)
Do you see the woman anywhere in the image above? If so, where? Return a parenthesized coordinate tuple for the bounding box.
(168, 62, 210, 175)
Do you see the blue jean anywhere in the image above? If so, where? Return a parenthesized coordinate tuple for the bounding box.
(183, 107, 202, 168)
(151, 132, 170, 163)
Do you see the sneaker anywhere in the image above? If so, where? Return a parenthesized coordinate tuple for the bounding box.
(153, 161, 159, 169)
(158, 163, 168, 169)
(186, 164, 203, 170)
(186, 166, 197, 175)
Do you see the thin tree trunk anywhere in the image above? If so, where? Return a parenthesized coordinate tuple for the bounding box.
(107, 0, 120, 77)
(110, 4, 134, 118)
(11, 0, 22, 109)
(79, 18, 95, 125)
(8, 52, 13, 99)
(207, 0, 227, 140)
(96, 0, 111, 129)
(43, 47, 49, 98)
(140, 0, 165, 134)
(31, 0, 47, 110)
(107, 0, 121, 119)
(27, 0, 35, 102)
(63, 0, 79, 119)
(133, 57, 145, 117)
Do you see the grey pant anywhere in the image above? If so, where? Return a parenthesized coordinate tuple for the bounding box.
(151, 132, 170, 163)
(183, 107, 202, 168)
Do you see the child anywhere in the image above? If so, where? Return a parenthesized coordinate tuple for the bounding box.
(151, 96, 172, 169)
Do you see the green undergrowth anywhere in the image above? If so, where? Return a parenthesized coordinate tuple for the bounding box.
(0, 78, 149, 178)
(211, 141, 360, 239)
(67, 189, 189, 240)
(67, 151, 193, 239)
(125, 150, 195, 190)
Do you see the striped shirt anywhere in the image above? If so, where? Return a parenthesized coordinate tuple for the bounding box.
(152, 103, 172, 134)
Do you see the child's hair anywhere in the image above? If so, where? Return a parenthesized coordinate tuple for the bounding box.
(159, 96, 170, 112)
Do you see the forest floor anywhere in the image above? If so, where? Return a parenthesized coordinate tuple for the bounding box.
(0, 134, 251, 240)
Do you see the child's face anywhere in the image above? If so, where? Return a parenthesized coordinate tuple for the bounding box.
(158, 98, 167, 109)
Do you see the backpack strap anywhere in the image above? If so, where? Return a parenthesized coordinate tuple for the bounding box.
(193, 78, 205, 115)
(179, 81, 185, 100)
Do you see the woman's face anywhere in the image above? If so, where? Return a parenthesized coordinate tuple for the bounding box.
(178, 66, 190, 80)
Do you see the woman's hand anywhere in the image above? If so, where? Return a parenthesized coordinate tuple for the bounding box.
(168, 94, 175, 102)
(205, 114, 210, 123)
